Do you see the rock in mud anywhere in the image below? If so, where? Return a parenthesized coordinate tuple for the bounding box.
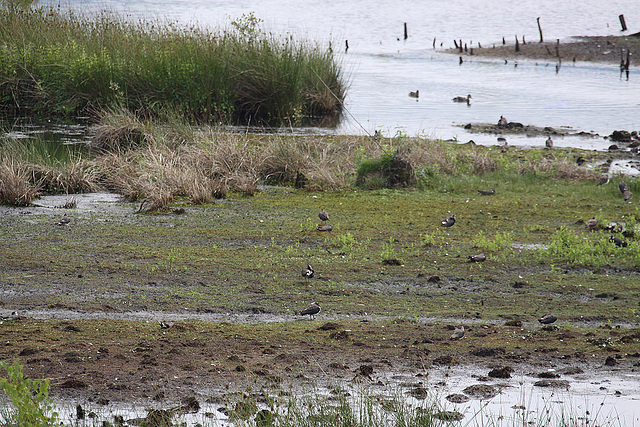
(488, 366, 514, 378)
(446, 393, 470, 403)
(408, 385, 428, 400)
(60, 378, 87, 389)
(433, 410, 464, 421)
(610, 130, 632, 142)
(533, 379, 570, 389)
(432, 355, 453, 365)
(537, 371, 560, 379)
(318, 322, 341, 331)
(358, 364, 374, 378)
(462, 384, 499, 399)
(471, 347, 505, 357)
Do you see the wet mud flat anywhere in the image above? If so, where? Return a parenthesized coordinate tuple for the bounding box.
(445, 34, 640, 65)
(1, 177, 640, 423)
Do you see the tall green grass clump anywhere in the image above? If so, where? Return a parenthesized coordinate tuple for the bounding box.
(0, 3, 345, 127)
(0, 359, 59, 427)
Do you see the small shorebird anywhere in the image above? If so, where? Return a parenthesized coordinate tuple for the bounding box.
(538, 313, 557, 325)
(498, 116, 508, 127)
(597, 174, 609, 186)
(159, 321, 174, 329)
(619, 181, 632, 201)
(302, 264, 314, 279)
(452, 94, 471, 103)
(440, 214, 456, 227)
(468, 253, 486, 263)
(450, 326, 465, 340)
(57, 214, 71, 226)
(586, 216, 598, 230)
(299, 302, 321, 319)
(319, 209, 330, 222)
(317, 224, 333, 232)
(545, 136, 553, 149)
(498, 137, 509, 152)
(477, 189, 495, 196)
(408, 90, 419, 98)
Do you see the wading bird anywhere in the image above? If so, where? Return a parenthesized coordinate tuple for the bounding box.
(586, 216, 598, 230)
(319, 209, 330, 222)
(302, 264, 314, 279)
(299, 302, 321, 319)
(468, 253, 486, 263)
(440, 214, 456, 227)
(538, 313, 557, 325)
(450, 326, 465, 340)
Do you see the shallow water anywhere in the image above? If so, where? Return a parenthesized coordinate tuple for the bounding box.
(47, 365, 640, 426)
(46, 0, 640, 151)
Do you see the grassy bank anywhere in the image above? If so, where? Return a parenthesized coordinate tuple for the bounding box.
(0, 2, 344, 126)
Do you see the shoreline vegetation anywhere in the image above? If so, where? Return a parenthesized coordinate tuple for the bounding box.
(0, 1, 345, 127)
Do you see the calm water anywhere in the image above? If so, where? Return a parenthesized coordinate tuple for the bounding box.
(55, 0, 640, 150)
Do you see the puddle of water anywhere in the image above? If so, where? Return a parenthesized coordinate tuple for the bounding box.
(44, 364, 640, 426)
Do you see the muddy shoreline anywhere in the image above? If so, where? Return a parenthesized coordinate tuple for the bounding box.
(445, 34, 640, 65)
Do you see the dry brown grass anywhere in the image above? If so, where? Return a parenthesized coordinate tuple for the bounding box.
(89, 109, 154, 153)
(0, 157, 41, 206)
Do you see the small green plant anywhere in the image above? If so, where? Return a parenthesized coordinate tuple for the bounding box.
(380, 237, 402, 264)
(539, 227, 618, 267)
(472, 231, 514, 260)
(421, 232, 436, 247)
(0, 359, 59, 427)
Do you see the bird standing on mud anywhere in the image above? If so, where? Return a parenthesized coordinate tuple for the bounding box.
(299, 302, 321, 319)
(467, 253, 486, 263)
(440, 214, 456, 227)
(302, 264, 314, 279)
(319, 209, 330, 223)
(619, 181, 632, 201)
(450, 326, 465, 340)
(538, 313, 557, 325)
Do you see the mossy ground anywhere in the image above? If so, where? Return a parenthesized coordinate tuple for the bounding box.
(0, 145, 639, 405)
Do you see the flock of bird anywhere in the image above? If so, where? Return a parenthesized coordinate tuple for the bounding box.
(53, 169, 633, 336)
(298, 207, 557, 339)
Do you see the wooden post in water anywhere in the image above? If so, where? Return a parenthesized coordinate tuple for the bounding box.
(502, 36, 506, 45)
(404, 22, 408, 39)
(537, 17, 544, 42)
(459, 39, 463, 52)
(453, 39, 459, 49)
(433, 37, 436, 48)
(515, 35, 520, 52)
(555, 39, 560, 58)
(522, 35, 526, 44)
(619, 14, 627, 31)
(345, 40, 349, 53)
